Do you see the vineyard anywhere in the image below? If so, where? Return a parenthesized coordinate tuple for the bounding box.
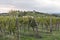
(0, 11, 60, 40)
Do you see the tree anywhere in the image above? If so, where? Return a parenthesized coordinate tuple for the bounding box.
(8, 10, 20, 17)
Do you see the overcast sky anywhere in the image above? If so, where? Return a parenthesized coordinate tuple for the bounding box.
(0, 0, 60, 13)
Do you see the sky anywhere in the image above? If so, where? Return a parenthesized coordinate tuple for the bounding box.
(0, 0, 60, 13)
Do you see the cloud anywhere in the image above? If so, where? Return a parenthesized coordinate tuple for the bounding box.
(0, 0, 60, 13)
(34, 0, 60, 12)
(0, 4, 19, 13)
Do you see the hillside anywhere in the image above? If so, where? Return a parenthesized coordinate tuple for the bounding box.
(0, 10, 60, 40)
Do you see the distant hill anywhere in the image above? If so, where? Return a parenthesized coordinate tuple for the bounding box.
(0, 11, 60, 17)
(0, 13, 8, 16)
(51, 13, 60, 17)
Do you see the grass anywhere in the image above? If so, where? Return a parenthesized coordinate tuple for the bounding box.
(20, 27, 60, 40)
(0, 27, 60, 40)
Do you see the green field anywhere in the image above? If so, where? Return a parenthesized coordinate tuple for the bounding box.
(0, 11, 60, 40)
(0, 28, 60, 40)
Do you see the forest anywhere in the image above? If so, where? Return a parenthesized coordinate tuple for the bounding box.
(0, 10, 60, 40)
